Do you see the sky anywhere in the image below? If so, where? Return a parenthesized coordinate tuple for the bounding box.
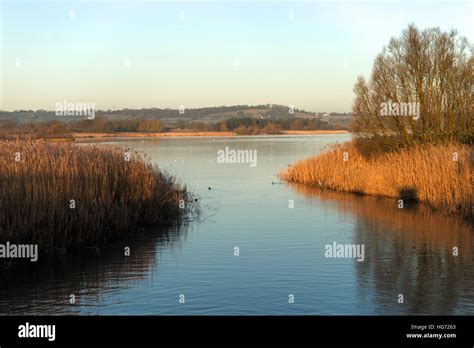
(1, 0, 473, 112)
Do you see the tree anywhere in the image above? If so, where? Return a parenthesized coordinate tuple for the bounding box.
(138, 119, 163, 132)
(219, 121, 229, 132)
(234, 125, 251, 135)
(260, 123, 283, 134)
(91, 117, 113, 133)
(290, 118, 306, 130)
(353, 24, 473, 149)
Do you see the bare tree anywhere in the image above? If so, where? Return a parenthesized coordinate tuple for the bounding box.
(353, 24, 473, 149)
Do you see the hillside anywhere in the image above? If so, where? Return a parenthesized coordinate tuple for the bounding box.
(0, 105, 352, 125)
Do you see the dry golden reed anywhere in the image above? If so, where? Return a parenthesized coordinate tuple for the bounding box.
(281, 141, 473, 219)
(0, 140, 192, 251)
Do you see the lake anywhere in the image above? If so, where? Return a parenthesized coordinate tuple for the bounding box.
(1, 134, 473, 315)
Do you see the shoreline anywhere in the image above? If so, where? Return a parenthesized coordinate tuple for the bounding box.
(72, 130, 350, 140)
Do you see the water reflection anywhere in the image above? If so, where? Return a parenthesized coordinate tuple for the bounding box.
(289, 183, 474, 314)
(0, 224, 189, 315)
(1, 135, 472, 315)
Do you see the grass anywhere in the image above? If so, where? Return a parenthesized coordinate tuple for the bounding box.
(280, 141, 473, 220)
(0, 140, 195, 253)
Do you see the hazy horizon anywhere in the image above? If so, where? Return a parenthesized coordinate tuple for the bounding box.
(0, 103, 352, 114)
(1, 0, 472, 112)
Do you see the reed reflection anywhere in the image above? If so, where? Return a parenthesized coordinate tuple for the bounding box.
(0, 223, 189, 315)
(289, 183, 474, 314)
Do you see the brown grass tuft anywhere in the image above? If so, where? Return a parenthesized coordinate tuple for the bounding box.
(280, 141, 473, 220)
(0, 140, 195, 251)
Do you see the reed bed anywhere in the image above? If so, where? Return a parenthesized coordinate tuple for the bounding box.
(281, 141, 473, 220)
(0, 140, 194, 251)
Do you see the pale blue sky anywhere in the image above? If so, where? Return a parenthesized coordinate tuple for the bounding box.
(1, 0, 472, 112)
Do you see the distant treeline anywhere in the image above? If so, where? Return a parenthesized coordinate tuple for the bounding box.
(190, 117, 339, 134)
(0, 104, 319, 122)
(0, 116, 342, 139)
(0, 119, 74, 140)
(99, 104, 311, 119)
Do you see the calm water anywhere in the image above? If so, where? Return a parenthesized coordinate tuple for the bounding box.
(1, 135, 473, 315)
